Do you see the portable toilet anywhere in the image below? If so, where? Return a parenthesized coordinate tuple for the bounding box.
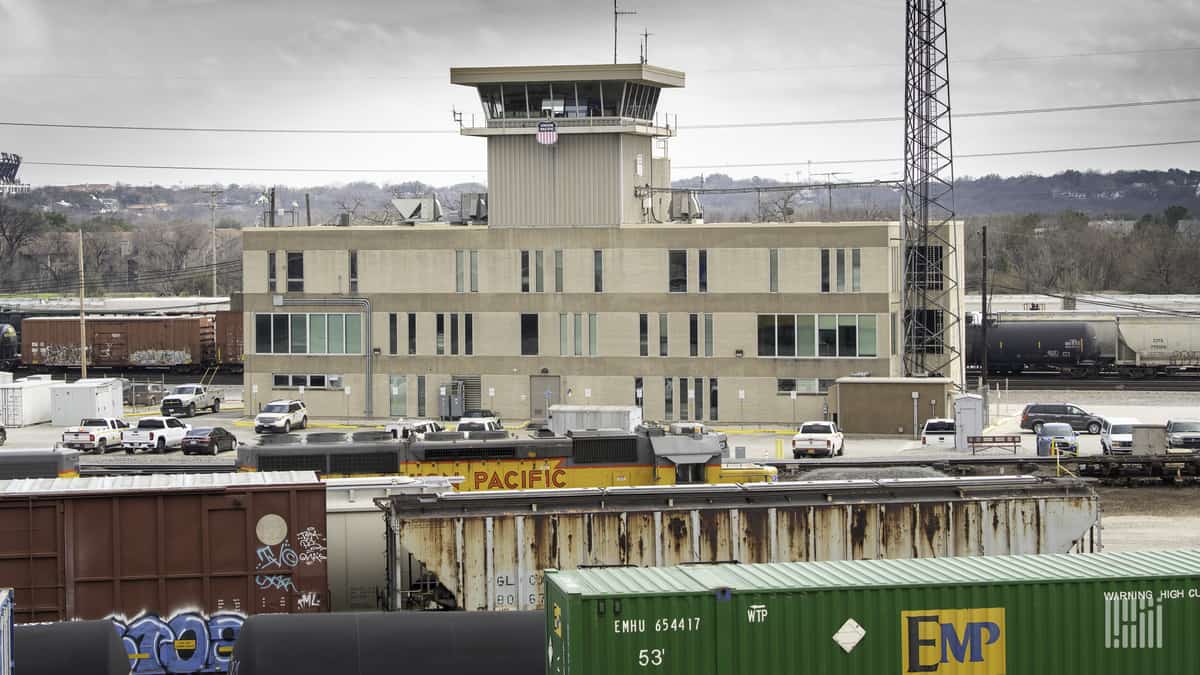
(953, 393, 984, 452)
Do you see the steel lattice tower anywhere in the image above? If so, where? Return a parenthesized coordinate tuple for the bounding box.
(902, 0, 960, 381)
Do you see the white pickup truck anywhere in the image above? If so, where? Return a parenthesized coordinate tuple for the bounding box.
(160, 385, 221, 418)
(791, 421, 845, 458)
(122, 416, 191, 454)
(62, 418, 129, 454)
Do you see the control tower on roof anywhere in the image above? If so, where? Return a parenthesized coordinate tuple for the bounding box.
(451, 63, 684, 228)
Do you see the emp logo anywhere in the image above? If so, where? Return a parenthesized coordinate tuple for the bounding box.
(901, 608, 1006, 674)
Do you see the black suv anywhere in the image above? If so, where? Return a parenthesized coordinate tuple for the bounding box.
(1020, 403, 1104, 435)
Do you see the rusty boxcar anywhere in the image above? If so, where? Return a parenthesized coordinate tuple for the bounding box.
(21, 315, 215, 370)
(0, 472, 328, 673)
(213, 311, 244, 371)
(381, 475, 1100, 611)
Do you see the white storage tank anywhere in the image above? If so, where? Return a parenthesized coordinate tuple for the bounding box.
(50, 378, 125, 426)
(0, 378, 54, 427)
(546, 404, 644, 435)
(0, 373, 11, 385)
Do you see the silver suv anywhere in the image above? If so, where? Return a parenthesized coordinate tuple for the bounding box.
(254, 400, 309, 434)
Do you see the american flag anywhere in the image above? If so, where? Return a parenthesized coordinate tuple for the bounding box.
(536, 121, 558, 145)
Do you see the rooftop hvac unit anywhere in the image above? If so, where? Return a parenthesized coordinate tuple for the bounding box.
(669, 191, 703, 222)
(459, 192, 488, 224)
(391, 197, 443, 223)
(336, 213, 351, 227)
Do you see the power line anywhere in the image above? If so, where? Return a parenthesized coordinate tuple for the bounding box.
(5, 96, 1198, 135)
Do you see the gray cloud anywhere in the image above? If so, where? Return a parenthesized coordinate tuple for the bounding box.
(1, 0, 1197, 186)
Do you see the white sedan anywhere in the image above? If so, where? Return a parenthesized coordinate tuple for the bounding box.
(791, 421, 845, 458)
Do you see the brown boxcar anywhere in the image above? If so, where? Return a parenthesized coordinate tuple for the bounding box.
(213, 310, 244, 370)
(0, 471, 328, 673)
(21, 315, 215, 368)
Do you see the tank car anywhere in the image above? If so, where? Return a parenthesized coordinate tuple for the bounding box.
(967, 319, 1106, 375)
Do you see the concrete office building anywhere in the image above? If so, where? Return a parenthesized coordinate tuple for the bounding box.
(240, 63, 963, 424)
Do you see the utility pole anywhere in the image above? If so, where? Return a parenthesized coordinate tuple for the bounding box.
(206, 187, 224, 296)
(77, 229, 87, 379)
(268, 187, 276, 227)
(305, 193, 312, 227)
(980, 223, 988, 389)
(613, 0, 637, 63)
(640, 28, 653, 64)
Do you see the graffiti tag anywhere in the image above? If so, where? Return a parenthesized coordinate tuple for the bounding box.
(255, 541, 298, 570)
(296, 527, 327, 566)
(255, 574, 298, 592)
(112, 612, 244, 674)
(297, 592, 321, 609)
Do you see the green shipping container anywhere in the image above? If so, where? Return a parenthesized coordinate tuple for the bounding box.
(545, 549, 1200, 675)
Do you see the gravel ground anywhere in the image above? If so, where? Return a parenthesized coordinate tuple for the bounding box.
(1097, 485, 1200, 552)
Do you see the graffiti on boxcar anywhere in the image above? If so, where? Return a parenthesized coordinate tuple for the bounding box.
(130, 349, 192, 366)
(34, 343, 82, 366)
(111, 611, 244, 674)
(297, 591, 322, 609)
(296, 526, 328, 566)
(255, 574, 299, 592)
(255, 540, 299, 570)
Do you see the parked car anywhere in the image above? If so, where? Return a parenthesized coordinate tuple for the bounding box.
(1020, 403, 1104, 434)
(0, 424, 5, 446)
(1101, 417, 1140, 455)
(182, 427, 239, 456)
(460, 409, 501, 427)
(1036, 422, 1079, 456)
(122, 416, 191, 454)
(254, 400, 308, 434)
(160, 384, 221, 418)
(791, 421, 844, 458)
(458, 420, 503, 433)
(1166, 419, 1200, 452)
(385, 418, 444, 441)
(62, 417, 129, 454)
(920, 418, 956, 448)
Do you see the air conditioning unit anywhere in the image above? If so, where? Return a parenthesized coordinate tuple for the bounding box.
(669, 191, 703, 223)
(391, 197, 443, 223)
(336, 213, 351, 227)
(459, 192, 488, 224)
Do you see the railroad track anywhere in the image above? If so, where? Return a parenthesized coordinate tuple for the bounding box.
(967, 374, 1200, 391)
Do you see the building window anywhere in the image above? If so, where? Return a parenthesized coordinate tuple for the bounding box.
(693, 378, 704, 421)
(465, 314, 474, 355)
(859, 314, 877, 357)
(593, 250, 603, 292)
(573, 313, 583, 356)
(709, 378, 719, 421)
(417, 375, 426, 417)
(704, 314, 714, 357)
(698, 250, 708, 293)
(388, 313, 398, 355)
(521, 313, 539, 355)
(470, 250, 479, 292)
(836, 248, 846, 292)
(659, 313, 668, 357)
(270, 374, 343, 390)
(769, 248, 779, 293)
(907, 245, 945, 290)
(777, 314, 796, 357)
(668, 250, 687, 293)
(639, 314, 648, 356)
(757, 315, 776, 357)
(349, 250, 358, 293)
(664, 377, 673, 419)
(891, 312, 898, 356)
(520, 251, 530, 292)
(436, 313, 445, 355)
(851, 248, 861, 292)
(559, 314, 569, 356)
(589, 313, 598, 356)
(820, 249, 830, 293)
(267, 251, 277, 292)
(450, 314, 459, 355)
(407, 313, 417, 355)
(456, 250, 466, 293)
(634, 377, 644, 408)
(554, 249, 564, 292)
(797, 315, 816, 357)
(689, 314, 699, 357)
(679, 378, 689, 420)
(286, 251, 303, 292)
(819, 315, 838, 356)
(254, 313, 362, 354)
(905, 308, 945, 353)
(838, 315, 858, 356)
(535, 250, 544, 292)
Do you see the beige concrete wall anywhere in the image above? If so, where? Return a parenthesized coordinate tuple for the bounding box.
(488, 134, 623, 227)
(606, 248, 665, 293)
(243, 250, 269, 295)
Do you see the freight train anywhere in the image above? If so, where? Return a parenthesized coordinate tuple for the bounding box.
(0, 311, 243, 373)
(238, 425, 779, 488)
(967, 315, 1200, 377)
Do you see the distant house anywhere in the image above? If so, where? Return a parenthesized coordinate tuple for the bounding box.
(1088, 219, 1136, 234)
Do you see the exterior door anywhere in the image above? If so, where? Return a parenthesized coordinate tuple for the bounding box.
(389, 375, 408, 418)
(529, 375, 561, 422)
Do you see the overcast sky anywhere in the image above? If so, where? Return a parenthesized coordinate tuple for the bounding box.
(2, 0, 1199, 187)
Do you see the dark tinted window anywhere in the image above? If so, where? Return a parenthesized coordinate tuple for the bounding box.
(1169, 421, 1200, 432)
(924, 421, 955, 433)
(757, 315, 776, 356)
(138, 419, 165, 429)
(669, 250, 687, 293)
(187, 428, 214, 436)
(520, 314, 539, 355)
(81, 418, 106, 427)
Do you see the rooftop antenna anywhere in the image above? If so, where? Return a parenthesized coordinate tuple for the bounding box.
(614, 0, 637, 63)
(640, 28, 653, 64)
